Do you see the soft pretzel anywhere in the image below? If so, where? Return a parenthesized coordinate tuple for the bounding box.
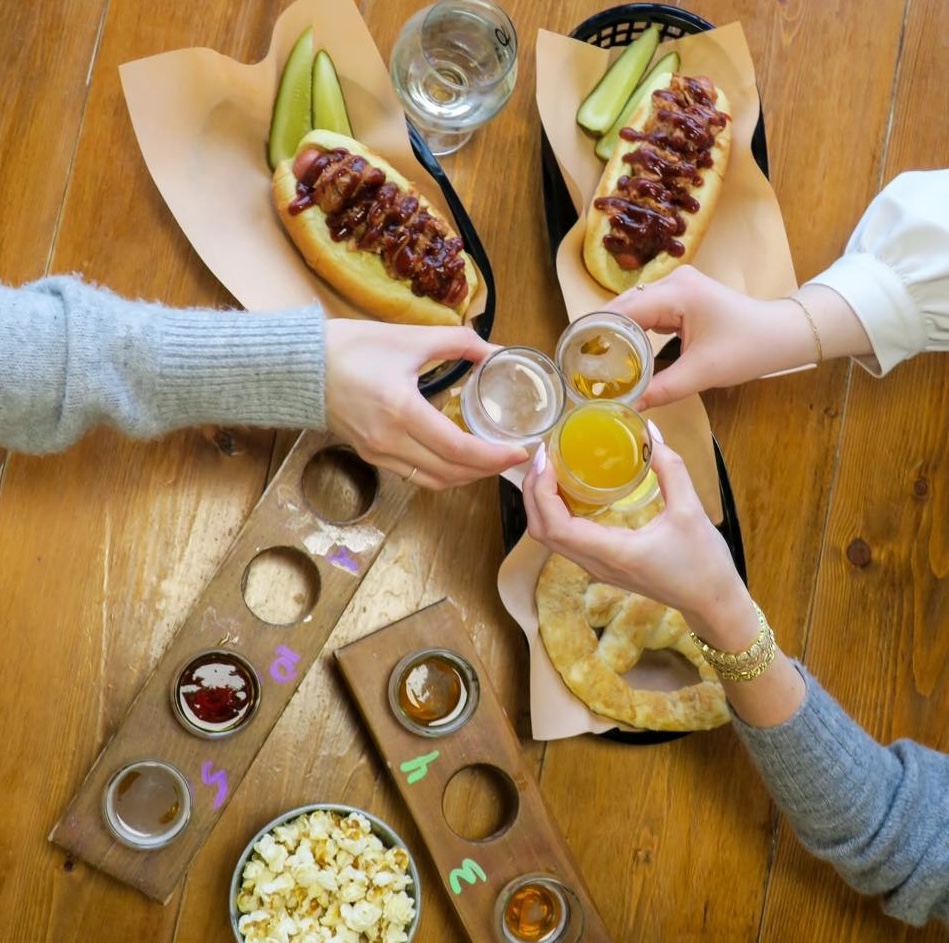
(535, 514, 729, 731)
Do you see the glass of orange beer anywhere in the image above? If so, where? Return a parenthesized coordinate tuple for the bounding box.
(547, 400, 657, 516)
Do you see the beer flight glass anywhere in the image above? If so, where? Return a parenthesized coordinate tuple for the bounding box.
(389, 0, 518, 156)
(458, 312, 659, 518)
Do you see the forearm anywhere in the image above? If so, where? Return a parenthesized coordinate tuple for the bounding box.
(0, 276, 327, 454)
(734, 666, 949, 925)
(682, 588, 806, 728)
(686, 588, 949, 924)
(791, 284, 874, 362)
(749, 286, 873, 380)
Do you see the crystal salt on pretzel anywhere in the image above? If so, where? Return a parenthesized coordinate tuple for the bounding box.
(535, 525, 729, 731)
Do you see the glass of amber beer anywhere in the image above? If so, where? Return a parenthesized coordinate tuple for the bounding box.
(554, 310, 653, 406)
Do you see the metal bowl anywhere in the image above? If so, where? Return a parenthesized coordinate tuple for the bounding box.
(229, 802, 421, 943)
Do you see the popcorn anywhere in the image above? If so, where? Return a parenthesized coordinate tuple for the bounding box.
(236, 809, 417, 943)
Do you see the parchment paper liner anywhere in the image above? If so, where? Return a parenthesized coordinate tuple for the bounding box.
(498, 22, 798, 741)
(118, 0, 487, 321)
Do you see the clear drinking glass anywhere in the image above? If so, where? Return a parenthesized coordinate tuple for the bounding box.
(494, 873, 584, 943)
(547, 401, 655, 517)
(555, 310, 654, 406)
(389, 0, 518, 156)
(459, 346, 566, 446)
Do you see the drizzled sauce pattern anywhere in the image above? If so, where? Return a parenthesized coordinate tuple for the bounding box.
(289, 146, 469, 306)
(594, 75, 728, 271)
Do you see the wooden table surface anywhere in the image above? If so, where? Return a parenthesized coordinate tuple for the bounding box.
(2, 0, 948, 941)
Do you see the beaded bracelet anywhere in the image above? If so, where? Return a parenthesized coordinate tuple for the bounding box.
(689, 603, 776, 683)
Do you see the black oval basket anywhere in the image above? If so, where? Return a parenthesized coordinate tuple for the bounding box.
(540, 4, 769, 267)
(505, 4, 758, 745)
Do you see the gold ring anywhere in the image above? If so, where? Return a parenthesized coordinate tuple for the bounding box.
(403, 465, 419, 484)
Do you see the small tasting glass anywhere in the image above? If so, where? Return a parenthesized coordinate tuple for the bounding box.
(554, 310, 654, 406)
(102, 759, 192, 850)
(548, 400, 654, 517)
(494, 873, 584, 943)
(460, 346, 566, 447)
(170, 648, 261, 740)
(388, 648, 480, 737)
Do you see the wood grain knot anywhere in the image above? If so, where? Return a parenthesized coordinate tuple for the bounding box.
(914, 477, 929, 498)
(846, 538, 872, 568)
(203, 424, 247, 456)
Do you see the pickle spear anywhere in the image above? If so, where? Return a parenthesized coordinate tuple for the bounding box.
(267, 26, 314, 171)
(576, 25, 661, 135)
(594, 52, 680, 162)
(311, 49, 353, 136)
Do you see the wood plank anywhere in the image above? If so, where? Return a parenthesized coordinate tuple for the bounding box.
(336, 600, 612, 943)
(0, 0, 107, 282)
(0, 436, 250, 940)
(761, 0, 949, 937)
(50, 431, 415, 901)
(0, 0, 295, 938)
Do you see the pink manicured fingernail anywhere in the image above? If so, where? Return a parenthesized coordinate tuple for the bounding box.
(532, 441, 547, 474)
(647, 419, 664, 445)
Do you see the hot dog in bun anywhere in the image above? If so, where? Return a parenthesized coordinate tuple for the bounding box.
(583, 74, 731, 293)
(272, 130, 478, 326)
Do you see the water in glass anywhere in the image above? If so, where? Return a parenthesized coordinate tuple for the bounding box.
(390, 0, 518, 156)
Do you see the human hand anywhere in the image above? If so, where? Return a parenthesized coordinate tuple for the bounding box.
(324, 319, 527, 489)
(610, 266, 846, 409)
(524, 432, 809, 727)
(521, 436, 751, 634)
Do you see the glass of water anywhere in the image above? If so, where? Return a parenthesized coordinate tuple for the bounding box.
(390, 0, 518, 157)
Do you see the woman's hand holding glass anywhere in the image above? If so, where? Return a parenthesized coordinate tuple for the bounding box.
(522, 437, 807, 727)
(611, 266, 875, 410)
(324, 318, 527, 489)
(524, 437, 747, 629)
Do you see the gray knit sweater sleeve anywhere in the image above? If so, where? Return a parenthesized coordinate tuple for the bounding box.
(0, 275, 326, 453)
(732, 662, 949, 925)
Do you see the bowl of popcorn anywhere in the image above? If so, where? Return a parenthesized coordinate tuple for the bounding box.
(230, 803, 421, 943)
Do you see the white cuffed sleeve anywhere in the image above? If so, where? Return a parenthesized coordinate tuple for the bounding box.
(806, 170, 949, 376)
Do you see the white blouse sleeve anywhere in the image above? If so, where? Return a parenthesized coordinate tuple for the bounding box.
(806, 169, 949, 376)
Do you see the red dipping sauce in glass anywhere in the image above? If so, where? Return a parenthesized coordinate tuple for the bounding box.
(172, 650, 260, 737)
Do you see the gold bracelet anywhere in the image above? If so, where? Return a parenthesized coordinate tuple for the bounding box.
(786, 295, 824, 364)
(689, 603, 776, 683)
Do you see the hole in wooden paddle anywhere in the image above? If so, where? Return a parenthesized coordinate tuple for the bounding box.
(241, 546, 321, 625)
(302, 447, 379, 524)
(442, 763, 519, 841)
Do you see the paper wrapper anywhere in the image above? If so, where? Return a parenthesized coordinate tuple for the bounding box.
(536, 21, 797, 309)
(499, 22, 798, 741)
(118, 0, 487, 321)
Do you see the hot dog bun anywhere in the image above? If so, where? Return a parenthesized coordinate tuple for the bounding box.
(273, 130, 477, 326)
(583, 74, 731, 293)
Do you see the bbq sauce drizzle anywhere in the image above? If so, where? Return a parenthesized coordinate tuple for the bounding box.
(594, 75, 728, 271)
(289, 147, 469, 307)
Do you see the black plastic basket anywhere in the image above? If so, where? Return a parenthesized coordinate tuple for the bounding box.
(540, 4, 770, 267)
(409, 121, 495, 397)
(502, 4, 757, 745)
